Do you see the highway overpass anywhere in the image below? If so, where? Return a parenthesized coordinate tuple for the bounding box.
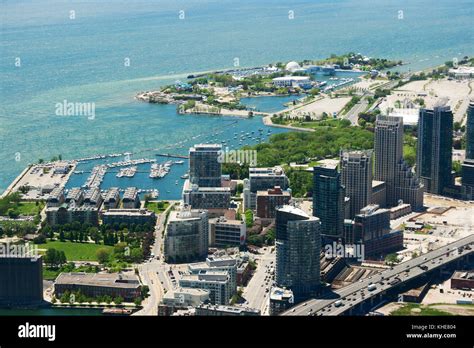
(282, 234, 474, 316)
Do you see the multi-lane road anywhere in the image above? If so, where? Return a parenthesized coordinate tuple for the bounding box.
(241, 248, 275, 315)
(283, 234, 474, 316)
(134, 202, 175, 316)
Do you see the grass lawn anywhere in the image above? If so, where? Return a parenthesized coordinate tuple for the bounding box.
(43, 268, 61, 281)
(41, 240, 113, 261)
(15, 201, 45, 215)
(145, 201, 169, 214)
(391, 303, 453, 316)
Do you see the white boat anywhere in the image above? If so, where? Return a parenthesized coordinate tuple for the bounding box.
(116, 166, 137, 178)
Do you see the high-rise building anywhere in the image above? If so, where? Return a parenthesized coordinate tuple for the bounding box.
(182, 180, 231, 212)
(312, 164, 344, 238)
(374, 115, 424, 210)
(462, 101, 474, 200)
(461, 160, 474, 200)
(275, 205, 321, 301)
(189, 144, 222, 188)
(466, 100, 474, 160)
(0, 254, 43, 306)
(340, 150, 373, 219)
(164, 208, 209, 263)
(417, 105, 454, 195)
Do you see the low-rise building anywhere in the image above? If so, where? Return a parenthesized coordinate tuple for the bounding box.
(46, 187, 65, 207)
(405, 221, 424, 232)
(83, 187, 103, 207)
(364, 230, 404, 257)
(54, 272, 141, 301)
(272, 76, 312, 89)
(451, 271, 474, 290)
(160, 288, 210, 312)
(179, 270, 232, 305)
(389, 203, 412, 220)
(101, 209, 156, 227)
(269, 287, 294, 316)
(243, 167, 289, 211)
(195, 304, 260, 316)
(46, 205, 99, 226)
(65, 188, 84, 206)
(122, 187, 140, 209)
(103, 187, 120, 210)
(256, 186, 291, 219)
(209, 217, 246, 247)
(188, 256, 237, 295)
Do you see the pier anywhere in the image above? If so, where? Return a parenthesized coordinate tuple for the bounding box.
(155, 153, 189, 159)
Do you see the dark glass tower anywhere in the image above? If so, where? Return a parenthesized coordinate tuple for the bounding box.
(189, 144, 222, 187)
(462, 101, 474, 200)
(417, 105, 454, 195)
(466, 100, 474, 160)
(0, 255, 43, 306)
(275, 205, 321, 301)
(312, 164, 344, 238)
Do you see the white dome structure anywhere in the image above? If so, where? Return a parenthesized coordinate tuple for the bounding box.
(285, 61, 301, 72)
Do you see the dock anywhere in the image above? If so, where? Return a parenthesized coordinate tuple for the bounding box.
(155, 153, 189, 159)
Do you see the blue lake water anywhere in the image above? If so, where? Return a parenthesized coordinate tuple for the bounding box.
(1, 0, 473, 193)
(0, 307, 104, 316)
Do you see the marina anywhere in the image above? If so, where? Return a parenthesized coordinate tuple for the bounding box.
(116, 166, 137, 178)
(149, 161, 172, 179)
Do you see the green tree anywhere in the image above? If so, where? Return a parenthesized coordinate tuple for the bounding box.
(44, 248, 59, 267)
(244, 210, 254, 228)
(96, 248, 111, 264)
(385, 253, 400, 265)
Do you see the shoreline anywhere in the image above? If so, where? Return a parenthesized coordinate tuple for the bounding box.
(0, 61, 464, 198)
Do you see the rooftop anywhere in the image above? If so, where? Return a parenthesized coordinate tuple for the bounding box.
(102, 209, 154, 217)
(123, 187, 138, 200)
(55, 272, 140, 289)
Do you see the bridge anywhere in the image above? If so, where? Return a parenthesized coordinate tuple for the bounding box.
(281, 234, 474, 316)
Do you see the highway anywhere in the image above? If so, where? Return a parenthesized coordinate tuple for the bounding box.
(282, 234, 474, 316)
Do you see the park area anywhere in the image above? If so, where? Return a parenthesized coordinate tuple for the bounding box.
(40, 240, 113, 262)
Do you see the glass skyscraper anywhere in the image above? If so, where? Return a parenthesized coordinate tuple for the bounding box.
(312, 164, 344, 238)
(462, 101, 474, 200)
(189, 144, 222, 187)
(275, 205, 321, 301)
(417, 105, 454, 195)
